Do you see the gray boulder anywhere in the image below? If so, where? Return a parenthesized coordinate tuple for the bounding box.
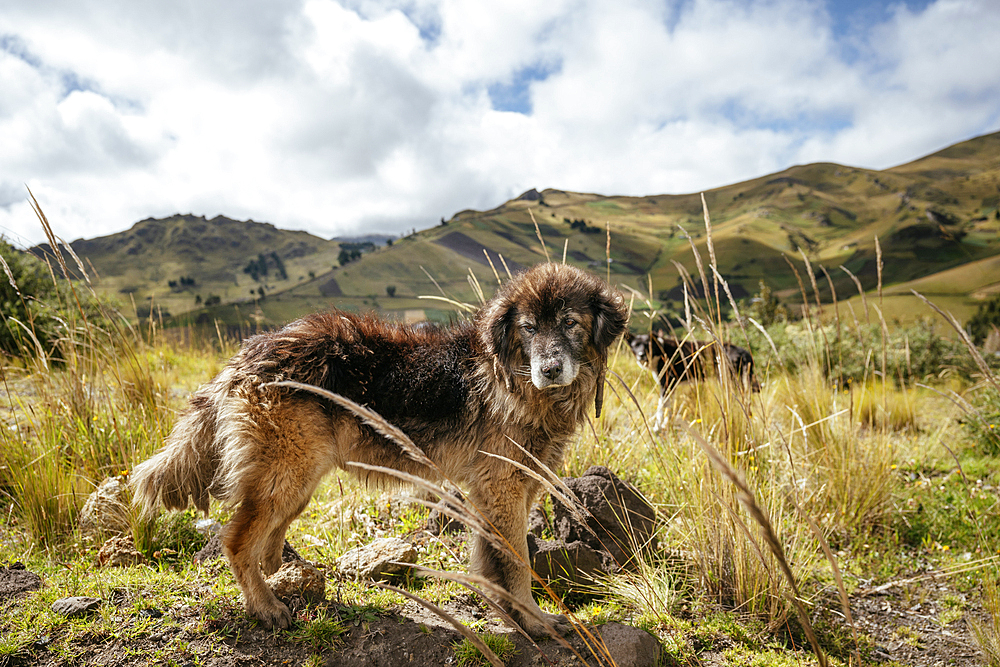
(336, 537, 417, 580)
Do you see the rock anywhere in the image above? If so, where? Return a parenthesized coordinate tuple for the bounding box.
(336, 537, 416, 580)
(551, 466, 656, 571)
(51, 596, 101, 618)
(597, 622, 661, 667)
(0, 563, 42, 598)
(524, 467, 657, 593)
(193, 534, 302, 564)
(528, 534, 606, 588)
(425, 491, 466, 535)
(265, 560, 325, 602)
(78, 476, 130, 538)
(195, 518, 222, 536)
(97, 534, 146, 567)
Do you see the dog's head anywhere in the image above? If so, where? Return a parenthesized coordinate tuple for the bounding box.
(626, 332, 651, 368)
(478, 263, 628, 412)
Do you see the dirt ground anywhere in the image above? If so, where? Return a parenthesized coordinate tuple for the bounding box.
(0, 557, 989, 667)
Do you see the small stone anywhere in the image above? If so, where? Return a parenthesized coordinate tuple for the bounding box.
(51, 596, 101, 618)
(265, 560, 326, 602)
(97, 534, 146, 567)
(597, 622, 661, 667)
(336, 537, 416, 580)
(529, 535, 606, 587)
(195, 518, 222, 536)
(78, 476, 131, 538)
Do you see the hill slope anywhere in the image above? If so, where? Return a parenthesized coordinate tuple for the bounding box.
(47, 131, 1000, 326)
(254, 131, 1000, 326)
(32, 214, 345, 318)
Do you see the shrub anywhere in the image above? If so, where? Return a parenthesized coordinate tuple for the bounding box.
(967, 294, 1000, 345)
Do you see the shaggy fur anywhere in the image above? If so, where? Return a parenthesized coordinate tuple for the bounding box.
(626, 331, 759, 430)
(131, 263, 628, 635)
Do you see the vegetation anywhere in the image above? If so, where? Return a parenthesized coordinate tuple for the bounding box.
(243, 251, 287, 282)
(4, 199, 1000, 666)
(967, 293, 1000, 345)
(34, 131, 1000, 331)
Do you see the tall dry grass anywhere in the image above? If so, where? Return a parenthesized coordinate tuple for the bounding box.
(0, 199, 226, 547)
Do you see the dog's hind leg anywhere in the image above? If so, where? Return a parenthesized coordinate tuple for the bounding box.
(224, 470, 330, 628)
(223, 498, 294, 629)
(260, 496, 311, 576)
(221, 399, 336, 629)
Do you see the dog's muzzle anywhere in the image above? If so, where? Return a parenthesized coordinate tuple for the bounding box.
(530, 354, 578, 389)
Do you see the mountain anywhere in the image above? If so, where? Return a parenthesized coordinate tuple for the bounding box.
(40, 131, 1000, 326)
(255, 131, 1000, 326)
(31, 214, 344, 318)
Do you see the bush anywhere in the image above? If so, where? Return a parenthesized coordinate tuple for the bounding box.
(967, 294, 1000, 345)
(743, 318, 975, 385)
(0, 239, 112, 360)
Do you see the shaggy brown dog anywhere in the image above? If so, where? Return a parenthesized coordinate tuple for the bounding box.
(131, 263, 628, 636)
(626, 331, 759, 430)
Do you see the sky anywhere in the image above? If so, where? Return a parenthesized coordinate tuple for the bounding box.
(1, 0, 998, 247)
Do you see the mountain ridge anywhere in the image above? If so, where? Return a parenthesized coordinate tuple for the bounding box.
(34, 130, 1000, 326)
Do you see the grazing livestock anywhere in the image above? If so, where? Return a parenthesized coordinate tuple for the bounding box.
(626, 331, 759, 430)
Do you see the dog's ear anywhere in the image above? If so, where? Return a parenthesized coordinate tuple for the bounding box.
(480, 298, 517, 390)
(590, 286, 628, 351)
(590, 285, 628, 418)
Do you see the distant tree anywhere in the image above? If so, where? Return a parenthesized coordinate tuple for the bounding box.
(967, 294, 1000, 344)
(204, 294, 221, 306)
(195, 294, 202, 305)
(338, 248, 362, 266)
(386, 285, 396, 297)
(386, 238, 393, 246)
(308, 271, 315, 280)
(748, 281, 787, 326)
(270, 251, 287, 280)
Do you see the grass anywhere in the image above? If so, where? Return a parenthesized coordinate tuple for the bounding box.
(4, 200, 1000, 665)
(453, 632, 518, 667)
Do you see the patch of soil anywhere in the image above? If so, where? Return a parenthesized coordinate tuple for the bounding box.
(0, 563, 41, 598)
(7, 585, 625, 667)
(847, 583, 983, 666)
(434, 232, 526, 272)
(319, 277, 343, 297)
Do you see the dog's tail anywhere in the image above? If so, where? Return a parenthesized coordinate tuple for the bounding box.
(131, 392, 220, 517)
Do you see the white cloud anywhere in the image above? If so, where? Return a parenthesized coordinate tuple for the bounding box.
(0, 0, 997, 246)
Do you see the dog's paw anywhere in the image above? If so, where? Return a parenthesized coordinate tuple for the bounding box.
(250, 599, 293, 630)
(517, 610, 573, 638)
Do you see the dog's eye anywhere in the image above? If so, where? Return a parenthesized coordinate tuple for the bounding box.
(564, 319, 577, 330)
(522, 324, 536, 335)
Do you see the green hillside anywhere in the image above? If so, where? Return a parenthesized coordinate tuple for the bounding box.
(33, 214, 345, 319)
(47, 131, 1000, 326)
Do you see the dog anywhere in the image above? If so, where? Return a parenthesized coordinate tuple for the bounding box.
(626, 331, 759, 430)
(131, 263, 628, 636)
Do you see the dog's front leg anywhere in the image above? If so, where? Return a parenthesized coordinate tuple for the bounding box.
(468, 481, 570, 637)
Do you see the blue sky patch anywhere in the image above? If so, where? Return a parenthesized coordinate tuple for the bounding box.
(488, 62, 560, 115)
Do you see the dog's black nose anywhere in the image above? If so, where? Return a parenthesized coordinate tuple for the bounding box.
(541, 361, 563, 380)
